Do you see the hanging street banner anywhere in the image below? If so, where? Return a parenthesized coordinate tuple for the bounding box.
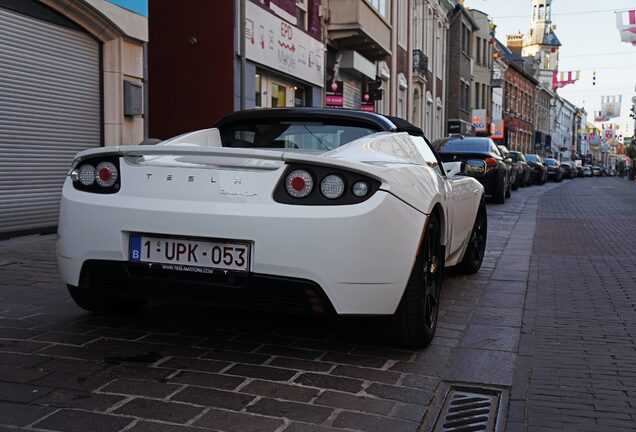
(245, 2, 324, 87)
(599, 95, 623, 120)
(616, 9, 636, 46)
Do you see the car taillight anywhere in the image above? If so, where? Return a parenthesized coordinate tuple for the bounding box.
(70, 157, 120, 194)
(484, 158, 497, 168)
(275, 165, 380, 205)
(285, 169, 313, 198)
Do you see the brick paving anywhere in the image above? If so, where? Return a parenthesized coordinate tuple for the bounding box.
(0, 178, 600, 432)
(509, 177, 636, 432)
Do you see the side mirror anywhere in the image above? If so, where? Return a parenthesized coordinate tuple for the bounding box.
(462, 159, 487, 177)
(442, 161, 462, 178)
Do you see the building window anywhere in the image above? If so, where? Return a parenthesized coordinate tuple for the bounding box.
(475, 84, 480, 109)
(413, 1, 422, 50)
(426, 7, 434, 61)
(255, 73, 262, 107)
(367, 0, 388, 18)
(398, 0, 407, 47)
(476, 37, 481, 64)
(436, 21, 443, 78)
(296, 0, 308, 31)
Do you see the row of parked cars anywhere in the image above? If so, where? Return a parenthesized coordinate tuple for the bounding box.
(432, 135, 590, 203)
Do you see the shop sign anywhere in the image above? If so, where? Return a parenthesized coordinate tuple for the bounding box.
(472, 109, 487, 132)
(490, 119, 504, 139)
(245, 2, 324, 87)
(360, 93, 375, 112)
(325, 81, 344, 107)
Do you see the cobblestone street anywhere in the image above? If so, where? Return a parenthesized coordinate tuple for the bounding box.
(0, 177, 635, 431)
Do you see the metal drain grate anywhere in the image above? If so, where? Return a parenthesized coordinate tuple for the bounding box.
(432, 387, 502, 432)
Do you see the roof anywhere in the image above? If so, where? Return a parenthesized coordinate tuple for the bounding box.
(214, 108, 425, 137)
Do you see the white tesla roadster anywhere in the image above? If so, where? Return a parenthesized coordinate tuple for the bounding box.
(57, 108, 487, 347)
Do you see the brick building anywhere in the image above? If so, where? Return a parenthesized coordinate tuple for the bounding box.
(503, 61, 537, 153)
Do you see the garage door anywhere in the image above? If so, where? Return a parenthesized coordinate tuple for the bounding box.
(0, 6, 101, 235)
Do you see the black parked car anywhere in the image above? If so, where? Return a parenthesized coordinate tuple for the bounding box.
(560, 161, 576, 179)
(524, 154, 548, 185)
(498, 145, 520, 190)
(543, 158, 563, 182)
(434, 136, 512, 203)
(508, 151, 532, 187)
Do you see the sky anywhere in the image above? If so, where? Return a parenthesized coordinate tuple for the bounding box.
(465, 0, 636, 139)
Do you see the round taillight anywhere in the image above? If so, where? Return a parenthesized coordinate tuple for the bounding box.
(95, 162, 118, 187)
(285, 170, 313, 198)
(78, 164, 95, 186)
(352, 181, 369, 198)
(484, 157, 498, 168)
(320, 175, 345, 199)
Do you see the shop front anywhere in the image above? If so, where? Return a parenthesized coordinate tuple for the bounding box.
(244, 1, 324, 108)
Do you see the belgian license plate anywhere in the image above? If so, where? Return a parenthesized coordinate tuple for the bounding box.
(129, 235, 250, 272)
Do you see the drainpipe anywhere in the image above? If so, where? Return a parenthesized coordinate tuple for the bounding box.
(240, 0, 246, 110)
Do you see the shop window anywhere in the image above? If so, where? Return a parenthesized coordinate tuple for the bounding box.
(294, 86, 305, 107)
(255, 73, 262, 107)
(271, 83, 286, 107)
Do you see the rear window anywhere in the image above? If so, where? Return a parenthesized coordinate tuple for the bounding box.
(218, 121, 379, 151)
(525, 154, 539, 162)
(435, 138, 491, 153)
(510, 152, 525, 162)
(544, 159, 557, 166)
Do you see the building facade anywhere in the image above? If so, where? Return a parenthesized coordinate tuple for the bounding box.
(534, 85, 553, 156)
(551, 96, 576, 160)
(0, 0, 148, 236)
(446, 4, 478, 135)
(503, 61, 537, 154)
(469, 9, 493, 137)
(410, 0, 454, 141)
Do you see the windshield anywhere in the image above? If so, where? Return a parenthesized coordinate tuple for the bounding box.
(544, 159, 558, 166)
(435, 138, 491, 153)
(218, 121, 380, 151)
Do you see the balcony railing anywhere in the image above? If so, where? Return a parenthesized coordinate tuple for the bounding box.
(412, 49, 428, 77)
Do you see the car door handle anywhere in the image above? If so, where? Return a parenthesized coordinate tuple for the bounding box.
(473, 190, 478, 196)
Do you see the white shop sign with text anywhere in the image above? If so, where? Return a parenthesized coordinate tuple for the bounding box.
(244, 2, 324, 87)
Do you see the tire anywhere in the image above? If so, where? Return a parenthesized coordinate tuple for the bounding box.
(505, 181, 512, 198)
(68, 284, 148, 314)
(457, 199, 487, 274)
(493, 175, 506, 204)
(512, 175, 519, 190)
(385, 214, 443, 348)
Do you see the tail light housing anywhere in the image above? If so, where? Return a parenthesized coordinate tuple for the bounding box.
(69, 157, 120, 194)
(274, 164, 380, 205)
(484, 157, 498, 168)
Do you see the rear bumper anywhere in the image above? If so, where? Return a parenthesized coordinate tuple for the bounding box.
(75, 260, 335, 315)
(57, 181, 426, 315)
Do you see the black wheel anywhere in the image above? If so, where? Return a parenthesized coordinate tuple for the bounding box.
(385, 214, 443, 348)
(511, 176, 519, 190)
(505, 181, 512, 198)
(68, 284, 148, 314)
(493, 175, 506, 204)
(457, 199, 487, 274)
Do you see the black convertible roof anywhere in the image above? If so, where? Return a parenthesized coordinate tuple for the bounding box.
(213, 108, 424, 137)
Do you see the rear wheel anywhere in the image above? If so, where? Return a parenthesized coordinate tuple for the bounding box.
(68, 283, 147, 314)
(457, 200, 487, 274)
(385, 214, 443, 348)
(493, 175, 506, 204)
